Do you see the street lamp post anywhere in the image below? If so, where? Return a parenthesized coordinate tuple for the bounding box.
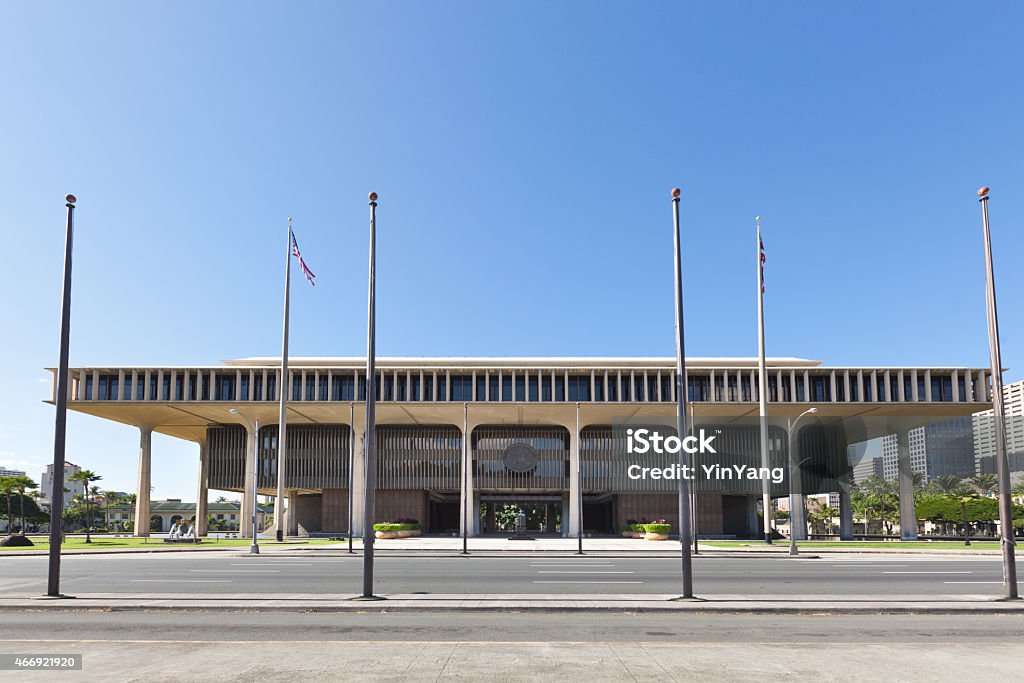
(229, 409, 260, 554)
(961, 498, 971, 547)
(787, 407, 818, 557)
(976, 186, 1018, 599)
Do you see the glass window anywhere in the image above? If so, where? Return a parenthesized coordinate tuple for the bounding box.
(529, 375, 539, 401)
(381, 374, 394, 401)
(137, 376, 145, 401)
(958, 377, 966, 401)
(501, 374, 512, 402)
(876, 376, 886, 402)
(238, 375, 247, 402)
(123, 376, 133, 401)
(554, 375, 565, 401)
(767, 376, 778, 402)
(593, 376, 603, 401)
(515, 374, 526, 401)
(917, 376, 925, 401)
(849, 378, 858, 402)
(607, 376, 618, 401)
(292, 376, 302, 401)
(423, 374, 433, 401)
(489, 375, 499, 401)
(811, 376, 830, 402)
(835, 377, 845, 402)
(476, 375, 486, 401)
(451, 375, 472, 401)
(437, 375, 447, 401)
(567, 376, 590, 401)
(796, 378, 805, 402)
(903, 376, 912, 402)
(661, 375, 672, 402)
(741, 376, 751, 402)
(266, 374, 275, 402)
(620, 376, 630, 402)
(320, 375, 330, 401)
(541, 374, 552, 401)
(648, 374, 659, 402)
(397, 374, 407, 401)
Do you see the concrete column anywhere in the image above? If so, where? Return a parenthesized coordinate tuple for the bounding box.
(791, 494, 808, 540)
(896, 429, 918, 540)
(350, 426, 366, 536)
(241, 424, 256, 538)
(839, 487, 854, 540)
(568, 424, 581, 537)
(134, 427, 153, 537)
(286, 490, 299, 536)
(195, 440, 208, 536)
(747, 495, 760, 538)
(460, 423, 475, 537)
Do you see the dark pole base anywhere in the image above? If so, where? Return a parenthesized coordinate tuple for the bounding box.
(250, 544, 260, 554)
(35, 594, 76, 600)
(669, 596, 705, 602)
(765, 533, 773, 544)
(276, 530, 284, 542)
(351, 595, 387, 601)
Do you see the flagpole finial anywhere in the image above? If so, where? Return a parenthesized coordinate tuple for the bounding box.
(978, 186, 990, 199)
(65, 194, 76, 204)
(671, 187, 681, 199)
(368, 192, 378, 203)
(288, 217, 293, 223)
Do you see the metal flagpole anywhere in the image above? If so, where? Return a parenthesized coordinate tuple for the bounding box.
(45, 195, 76, 599)
(690, 401, 698, 555)
(977, 186, 1018, 600)
(462, 403, 469, 555)
(671, 187, 694, 599)
(359, 192, 382, 600)
(756, 216, 772, 544)
(276, 218, 293, 543)
(348, 404, 354, 554)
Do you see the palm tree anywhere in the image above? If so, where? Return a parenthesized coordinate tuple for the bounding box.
(968, 473, 999, 497)
(68, 470, 102, 543)
(815, 505, 840, 535)
(14, 476, 37, 533)
(860, 475, 896, 534)
(1012, 482, 1024, 497)
(928, 474, 969, 497)
(0, 476, 16, 533)
(851, 493, 873, 535)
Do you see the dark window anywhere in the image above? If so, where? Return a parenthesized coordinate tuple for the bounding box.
(451, 375, 472, 401)
(381, 374, 394, 401)
(320, 375, 329, 401)
(741, 375, 752, 402)
(162, 375, 171, 400)
(501, 374, 512, 401)
(216, 373, 234, 401)
(862, 378, 873, 402)
(489, 375, 499, 401)
(437, 375, 448, 401)
(515, 374, 526, 401)
(607, 376, 617, 401)
(917, 376, 925, 401)
(714, 375, 724, 401)
(593, 376, 603, 401)
(202, 375, 211, 401)
(332, 375, 355, 401)
(137, 376, 145, 401)
(475, 375, 486, 401)
(266, 374, 275, 401)
(958, 377, 966, 401)
(849, 377, 858, 402)
(423, 374, 433, 401)
(567, 376, 591, 401)
(396, 374, 407, 401)
(661, 375, 672, 402)
(835, 377, 845, 402)
(688, 376, 710, 402)
(727, 375, 738, 401)
(876, 376, 887, 402)
(541, 374, 552, 401)
(767, 376, 778, 402)
(410, 374, 421, 401)
(796, 377, 805, 402)
(292, 376, 302, 401)
(903, 376, 912, 402)
(358, 376, 367, 401)
(529, 375, 539, 401)
(811, 376, 830, 402)
(782, 376, 792, 402)
(554, 375, 565, 401)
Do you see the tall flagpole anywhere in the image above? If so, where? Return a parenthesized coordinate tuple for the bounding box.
(671, 187, 694, 599)
(757, 216, 772, 544)
(360, 192, 382, 600)
(45, 194, 76, 599)
(275, 218, 293, 543)
(977, 186, 1018, 599)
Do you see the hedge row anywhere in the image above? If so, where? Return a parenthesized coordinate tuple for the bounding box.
(373, 522, 421, 532)
(622, 523, 671, 533)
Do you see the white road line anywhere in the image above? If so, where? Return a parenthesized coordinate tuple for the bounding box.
(530, 564, 616, 568)
(535, 571, 635, 574)
(229, 563, 312, 566)
(533, 581, 643, 584)
(832, 564, 909, 567)
(130, 579, 232, 583)
(189, 569, 281, 573)
(880, 569, 966, 573)
(883, 571, 972, 574)
(944, 581, 1024, 584)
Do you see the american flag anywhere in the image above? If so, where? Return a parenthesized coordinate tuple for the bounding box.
(759, 234, 766, 293)
(291, 229, 316, 286)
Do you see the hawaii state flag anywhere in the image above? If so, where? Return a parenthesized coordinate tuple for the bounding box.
(291, 229, 316, 286)
(759, 233, 766, 293)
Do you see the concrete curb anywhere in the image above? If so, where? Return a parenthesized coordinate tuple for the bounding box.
(3, 594, 1022, 615)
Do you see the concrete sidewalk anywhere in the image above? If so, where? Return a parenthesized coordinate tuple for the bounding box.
(3, 592, 1023, 614)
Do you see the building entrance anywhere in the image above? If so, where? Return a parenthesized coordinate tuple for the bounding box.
(480, 495, 563, 535)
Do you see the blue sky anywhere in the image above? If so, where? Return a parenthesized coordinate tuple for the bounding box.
(2, 2, 1022, 499)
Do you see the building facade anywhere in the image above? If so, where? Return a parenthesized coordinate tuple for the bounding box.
(38, 461, 84, 509)
(881, 416, 975, 484)
(974, 379, 1024, 475)
(49, 357, 992, 540)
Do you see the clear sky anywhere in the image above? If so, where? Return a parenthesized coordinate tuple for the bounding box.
(2, 2, 1022, 500)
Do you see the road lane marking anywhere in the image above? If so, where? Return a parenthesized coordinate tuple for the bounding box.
(229, 563, 312, 566)
(533, 581, 643, 584)
(535, 571, 635, 574)
(880, 569, 966, 573)
(189, 570, 281, 573)
(130, 579, 232, 583)
(944, 581, 1024, 584)
(883, 571, 972, 574)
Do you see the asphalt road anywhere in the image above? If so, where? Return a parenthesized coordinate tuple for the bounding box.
(0, 551, 1014, 596)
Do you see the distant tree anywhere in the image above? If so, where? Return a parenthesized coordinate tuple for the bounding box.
(969, 473, 999, 497)
(928, 475, 970, 497)
(0, 476, 17, 532)
(68, 470, 102, 543)
(14, 476, 38, 533)
(814, 505, 840, 535)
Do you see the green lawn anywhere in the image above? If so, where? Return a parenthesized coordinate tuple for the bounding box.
(0, 536, 355, 551)
(700, 540, 1001, 550)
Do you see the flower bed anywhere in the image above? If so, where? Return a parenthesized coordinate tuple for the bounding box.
(621, 520, 671, 541)
(373, 520, 421, 539)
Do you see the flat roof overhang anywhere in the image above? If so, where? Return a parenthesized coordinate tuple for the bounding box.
(55, 400, 991, 445)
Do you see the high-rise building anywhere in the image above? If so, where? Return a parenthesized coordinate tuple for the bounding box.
(38, 461, 84, 508)
(0, 467, 27, 478)
(881, 416, 974, 484)
(851, 456, 883, 484)
(973, 379, 1024, 475)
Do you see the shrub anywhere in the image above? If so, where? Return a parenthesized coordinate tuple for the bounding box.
(644, 523, 671, 534)
(373, 521, 420, 532)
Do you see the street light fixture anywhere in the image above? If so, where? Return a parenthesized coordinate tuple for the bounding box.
(230, 409, 260, 555)
(787, 407, 818, 557)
